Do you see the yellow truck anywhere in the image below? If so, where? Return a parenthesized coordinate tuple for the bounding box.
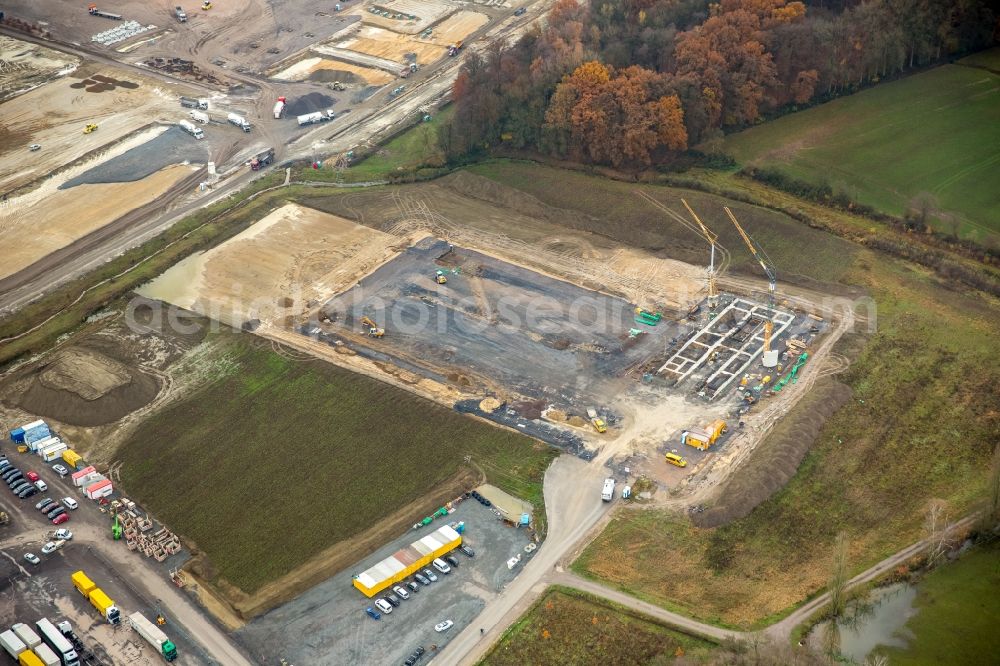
(72, 571, 121, 624)
(71, 570, 96, 597)
(587, 408, 607, 433)
(19, 650, 44, 666)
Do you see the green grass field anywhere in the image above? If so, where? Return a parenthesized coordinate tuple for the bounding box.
(877, 540, 1000, 664)
(118, 333, 556, 594)
(723, 50, 1000, 243)
(479, 586, 715, 665)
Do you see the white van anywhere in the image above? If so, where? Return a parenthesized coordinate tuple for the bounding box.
(374, 598, 393, 614)
(432, 558, 451, 574)
(62, 497, 79, 510)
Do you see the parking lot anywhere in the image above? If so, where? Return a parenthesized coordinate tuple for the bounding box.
(0, 448, 213, 665)
(236, 495, 538, 665)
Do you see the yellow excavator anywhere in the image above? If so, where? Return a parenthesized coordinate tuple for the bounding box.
(360, 316, 384, 338)
(201, 1, 212, 10)
(83, 124, 98, 134)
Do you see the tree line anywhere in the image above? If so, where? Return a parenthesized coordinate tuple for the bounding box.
(439, 0, 996, 167)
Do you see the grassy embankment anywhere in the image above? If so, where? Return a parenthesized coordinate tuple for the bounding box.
(466, 161, 1000, 629)
(118, 334, 557, 595)
(479, 586, 716, 666)
(876, 540, 1000, 665)
(722, 49, 1000, 242)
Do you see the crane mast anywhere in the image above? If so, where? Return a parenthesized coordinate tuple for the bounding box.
(724, 207, 777, 358)
(680, 199, 718, 308)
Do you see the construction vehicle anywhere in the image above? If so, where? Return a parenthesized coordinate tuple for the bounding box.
(297, 110, 335, 126)
(587, 408, 607, 433)
(71, 570, 120, 624)
(0, 510, 8, 525)
(601, 478, 615, 502)
(87, 4, 122, 20)
(28, 144, 41, 152)
(665, 452, 688, 468)
(227, 112, 251, 132)
(83, 124, 98, 134)
(447, 40, 463, 56)
(174, 6, 187, 21)
(112, 514, 122, 540)
(178, 120, 204, 140)
(188, 110, 209, 124)
(435, 270, 448, 284)
(726, 207, 778, 366)
(201, 1, 212, 9)
(634, 307, 661, 326)
(179, 97, 209, 110)
(273, 96, 286, 119)
(329, 81, 346, 91)
(249, 148, 274, 171)
(128, 612, 177, 662)
(360, 316, 384, 338)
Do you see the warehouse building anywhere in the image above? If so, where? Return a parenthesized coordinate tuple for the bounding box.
(353, 525, 462, 597)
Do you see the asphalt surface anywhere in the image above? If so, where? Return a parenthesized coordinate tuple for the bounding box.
(235, 497, 537, 665)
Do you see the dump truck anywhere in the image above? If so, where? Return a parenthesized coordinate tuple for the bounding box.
(297, 110, 335, 126)
(0, 630, 26, 660)
(360, 316, 384, 338)
(189, 110, 209, 124)
(249, 148, 274, 171)
(179, 97, 209, 110)
(273, 96, 286, 119)
(88, 4, 122, 20)
(128, 613, 177, 662)
(227, 112, 251, 132)
(586, 408, 607, 433)
(601, 478, 615, 502)
(447, 40, 463, 56)
(174, 6, 187, 21)
(178, 120, 204, 140)
(88, 588, 121, 624)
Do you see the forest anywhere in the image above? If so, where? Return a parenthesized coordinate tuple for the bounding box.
(440, 0, 996, 167)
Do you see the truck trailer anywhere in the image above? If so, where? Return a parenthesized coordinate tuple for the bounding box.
(0, 630, 26, 660)
(18, 650, 44, 666)
(11, 624, 41, 650)
(179, 97, 209, 110)
(273, 96, 286, 119)
(87, 4, 122, 20)
(227, 112, 251, 132)
(128, 613, 177, 662)
(30, 643, 60, 666)
(189, 110, 209, 124)
(601, 478, 615, 502)
(178, 119, 204, 139)
(35, 619, 79, 666)
(250, 148, 274, 171)
(296, 110, 335, 126)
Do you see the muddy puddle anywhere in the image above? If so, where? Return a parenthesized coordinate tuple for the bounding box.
(807, 582, 917, 663)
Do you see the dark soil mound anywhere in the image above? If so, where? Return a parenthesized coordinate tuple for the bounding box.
(285, 92, 335, 115)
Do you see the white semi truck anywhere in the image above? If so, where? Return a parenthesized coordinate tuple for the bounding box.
(189, 110, 209, 124)
(128, 613, 178, 662)
(227, 112, 251, 132)
(297, 110, 335, 126)
(178, 119, 204, 140)
(273, 96, 286, 119)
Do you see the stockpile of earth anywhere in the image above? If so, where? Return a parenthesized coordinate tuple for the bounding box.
(285, 92, 335, 115)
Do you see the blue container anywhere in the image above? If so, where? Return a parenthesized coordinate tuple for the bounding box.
(9, 428, 25, 443)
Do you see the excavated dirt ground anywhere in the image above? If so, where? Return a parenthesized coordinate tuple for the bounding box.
(270, 56, 395, 85)
(0, 35, 78, 102)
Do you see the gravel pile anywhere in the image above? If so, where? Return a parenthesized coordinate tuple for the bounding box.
(60, 126, 206, 188)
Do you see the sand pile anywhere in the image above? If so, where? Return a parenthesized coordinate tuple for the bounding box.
(479, 397, 501, 412)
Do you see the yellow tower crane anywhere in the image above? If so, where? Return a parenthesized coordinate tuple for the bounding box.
(724, 206, 777, 357)
(635, 190, 719, 309)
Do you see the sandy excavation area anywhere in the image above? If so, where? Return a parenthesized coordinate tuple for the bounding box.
(0, 36, 78, 102)
(139, 204, 405, 329)
(358, 0, 456, 34)
(270, 56, 395, 85)
(0, 59, 178, 194)
(338, 11, 488, 66)
(0, 163, 197, 280)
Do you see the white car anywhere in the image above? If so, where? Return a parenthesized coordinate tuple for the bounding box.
(28, 144, 41, 151)
(374, 598, 393, 614)
(52, 464, 69, 477)
(392, 585, 409, 600)
(41, 541, 59, 555)
(434, 620, 454, 633)
(62, 497, 78, 510)
(34, 480, 48, 492)
(432, 558, 451, 574)
(54, 528, 73, 540)
(24, 553, 40, 565)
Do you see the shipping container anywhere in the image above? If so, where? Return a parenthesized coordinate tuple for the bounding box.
(41, 444, 68, 463)
(10, 427, 25, 443)
(62, 450, 83, 469)
(85, 478, 113, 500)
(29, 435, 59, 453)
(353, 525, 461, 597)
(31, 643, 60, 666)
(12, 623, 41, 649)
(0, 629, 27, 660)
(72, 570, 96, 597)
(71, 466, 97, 486)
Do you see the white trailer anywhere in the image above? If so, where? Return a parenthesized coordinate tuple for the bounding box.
(128, 613, 178, 662)
(226, 112, 251, 132)
(0, 630, 26, 660)
(42, 443, 69, 462)
(296, 110, 335, 126)
(30, 435, 59, 453)
(601, 478, 615, 502)
(189, 110, 209, 124)
(35, 619, 79, 666)
(178, 119, 204, 140)
(34, 643, 61, 666)
(12, 623, 41, 649)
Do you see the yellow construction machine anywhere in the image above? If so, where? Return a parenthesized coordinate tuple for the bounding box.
(83, 124, 98, 134)
(360, 316, 385, 338)
(201, 1, 212, 9)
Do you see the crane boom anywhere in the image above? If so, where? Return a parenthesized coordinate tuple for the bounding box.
(724, 206, 777, 355)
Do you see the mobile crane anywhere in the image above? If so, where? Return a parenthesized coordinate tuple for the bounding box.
(724, 207, 778, 366)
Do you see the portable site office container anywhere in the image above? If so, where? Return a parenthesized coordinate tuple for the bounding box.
(29, 435, 58, 453)
(353, 525, 461, 597)
(72, 466, 97, 486)
(42, 444, 69, 463)
(85, 478, 113, 499)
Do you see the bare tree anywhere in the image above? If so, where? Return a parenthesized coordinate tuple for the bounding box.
(828, 531, 850, 618)
(924, 498, 952, 566)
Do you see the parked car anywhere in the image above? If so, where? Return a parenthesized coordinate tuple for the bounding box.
(41, 541, 59, 555)
(52, 464, 69, 477)
(405, 657, 417, 666)
(665, 452, 688, 468)
(54, 528, 73, 540)
(385, 593, 401, 607)
(414, 647, 425, 657)
(24, 553, 40, 565)
(393, 585, 410, 600)
(459, 544, 475, 557)
(434, 620, 454, 632)
(26, 471, 40, 482)
(374, 598, 393, 614)
(11, 481, 29, 494)
(62, 497, 79, 510)
(2, 467, 20, 479)
(19, 486, 38, 499)
(406, 581, 420, 593)
(8, 473, 25, 486)
(444, 555, 460, 568)
(46, 506, 65, 520)
(432, 558, 451, 574)
(36, 498, 54, 511)
(34, 479, 48, 492)
(52, 514, 70, 525)
(514, 7, 526, 15)
(414, 573, 430, 586)
(365, 607, 381, 620)
(422, 569, 438, 582)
